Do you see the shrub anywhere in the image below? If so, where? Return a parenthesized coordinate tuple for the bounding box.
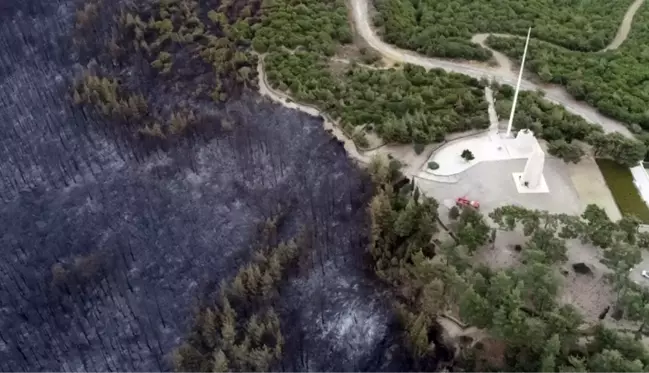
(414, 143, 425, 155)
(448, 206, 460, 220)
(427, 161, 439, 170)
(352, 132, 369, 148)
(461, 149, 475, 161)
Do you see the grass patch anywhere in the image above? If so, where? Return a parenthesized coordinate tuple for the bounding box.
(596, 158, 649, 223)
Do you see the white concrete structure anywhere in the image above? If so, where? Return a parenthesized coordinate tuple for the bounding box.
(630, 163, 649, 206)
(423, 86, 547, 179)
(424, 128, 545, 176)
(521, 149, 545, 187)
(512, 147, 549, 193)
(505, 27, 532, 138)
(513, 129, 538, 154)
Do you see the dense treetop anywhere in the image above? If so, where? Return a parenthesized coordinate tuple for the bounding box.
(252, 0, 352, 54)
(487, 9, 649, 132)
(373, 0, 634, 60)
(373, 0, 649, 134)
(265, 51, 490, 144)
(366, 158, 649, 371)
(251, 0, 495, 146)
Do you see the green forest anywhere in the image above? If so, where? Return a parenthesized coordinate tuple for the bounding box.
(254, 0, 647, 166)
(265, 51, 490, 144)
(486, 12, 649, 131)
(492, 83, 646, 166)
(373, 0, 633, 59)
(368, 157, 649, 372)
(253, 0, 498, 145)
(373, 0, 649, 134)
(252, 0, 351, 55)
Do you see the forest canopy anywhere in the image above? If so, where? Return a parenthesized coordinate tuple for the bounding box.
(373, 0, 649, 133)
(486, 14, 649, 132)
(366, 157, 649, 372)
(373, 0, 634, 59)
(265, 51, 490, 144)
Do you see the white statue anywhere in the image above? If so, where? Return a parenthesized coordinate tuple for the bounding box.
(520, 148, 545, 188)
(515, 129, 537, 154)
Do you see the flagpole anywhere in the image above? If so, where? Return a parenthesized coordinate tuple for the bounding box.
(505, 27, 532, 138)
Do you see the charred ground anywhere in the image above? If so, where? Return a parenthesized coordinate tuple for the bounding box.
(0, 0, 404, 371)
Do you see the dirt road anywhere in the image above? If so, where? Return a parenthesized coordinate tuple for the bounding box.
(350, 0, 644, 138)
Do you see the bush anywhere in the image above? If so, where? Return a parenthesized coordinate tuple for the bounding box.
(414, 143, 425, 155)
(461, 149, 475, 161)
(352, 132, 369, 148)
(427, 161, 439, 170)
(547, 139, 585, 164)
(448, 206, 460, 220)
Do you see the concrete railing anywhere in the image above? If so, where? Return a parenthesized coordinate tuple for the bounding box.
(415, 172, 460, 183)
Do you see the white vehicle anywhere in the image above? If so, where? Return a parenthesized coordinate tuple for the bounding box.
(642, 270, 649, 279)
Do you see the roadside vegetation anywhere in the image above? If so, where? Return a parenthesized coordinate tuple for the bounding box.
(373, 0, 633, 60)
(367, 156, 649, 371)
(486, 4, 649, 134)
(253, 0, 494, 146)
(265, 51, 490, 144)
(597, 159, 649, 223)
(373, 0, 649, 140)
(488, 7, 649, 133)
(493, 83, 646, 166)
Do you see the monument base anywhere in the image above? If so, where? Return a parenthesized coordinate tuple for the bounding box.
(512, 172, 549, 194)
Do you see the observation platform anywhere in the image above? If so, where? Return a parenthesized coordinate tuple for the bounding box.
(426, 129, 543, 177)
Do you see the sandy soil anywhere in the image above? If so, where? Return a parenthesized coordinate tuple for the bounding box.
(567, 153, 622, 221)
(602, 0, 646, 51)
(473, 230, 615, 322)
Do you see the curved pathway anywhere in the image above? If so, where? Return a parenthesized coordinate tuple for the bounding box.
(257, 0, 646, 180)
(256, 58, 370, 164)
(603, 0, 646, 51)
(350, 0, 646, 138)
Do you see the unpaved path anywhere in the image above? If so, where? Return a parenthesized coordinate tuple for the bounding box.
(603, 0, 646, 51)
(470, 0, 646, 55)
(257, 0, 645, 176)
(257, 55, 444, 174)
(350, 0, 645, 138)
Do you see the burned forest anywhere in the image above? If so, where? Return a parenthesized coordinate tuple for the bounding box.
(0, 0, 404, 371)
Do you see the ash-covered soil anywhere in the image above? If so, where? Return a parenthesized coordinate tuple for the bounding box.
(0, 0, 402, 371)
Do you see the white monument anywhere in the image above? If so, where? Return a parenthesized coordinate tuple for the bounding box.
(512, 147, 548, 193)
(514, 129, 538, 154)
(503, 28, 549, 194)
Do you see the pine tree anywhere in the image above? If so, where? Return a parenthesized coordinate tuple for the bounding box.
(220, 299, 237, 348)
(246, 314, 264, 345)
(201, 308, 218, 349)
(212, 349, 229, 372)
(406, 312, 430, 360)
